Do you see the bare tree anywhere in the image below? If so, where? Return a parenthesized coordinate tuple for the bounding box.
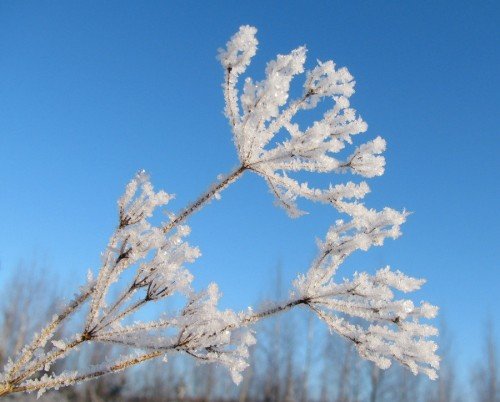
(0, 261, 61, 365)
(472, 321, 499, 402)
(299, 314, 314, 402)
(424, 319, 461, 402)
(368, 366, 384, 402)
(385, 365, 422, 402)
(238, 342, 256, 402)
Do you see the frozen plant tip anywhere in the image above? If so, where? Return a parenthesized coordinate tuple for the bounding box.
(0, 25, 438, 398)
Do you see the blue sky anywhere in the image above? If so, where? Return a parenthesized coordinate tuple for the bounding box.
(0, 1, 498, 374)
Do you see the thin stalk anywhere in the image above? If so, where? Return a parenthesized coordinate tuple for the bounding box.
(94, 299, 148, 333)
(11, 336, 86, 386)
(1, 295, 313, 397)
(6, 284, 95, 379)
(163, 165, 246, 233)
(1, 165, 248, 397)
(9, 350, 166, 396)
(242, 298, 309, 325)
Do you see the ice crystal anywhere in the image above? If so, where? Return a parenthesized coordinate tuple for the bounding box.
(0, 25, 438, 398)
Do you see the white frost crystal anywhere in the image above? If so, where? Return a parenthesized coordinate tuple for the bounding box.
(0, 25, 438, 398)
(219, 26, 383, 217)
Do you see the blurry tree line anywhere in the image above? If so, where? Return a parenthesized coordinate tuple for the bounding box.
(0, 262, 498, 402)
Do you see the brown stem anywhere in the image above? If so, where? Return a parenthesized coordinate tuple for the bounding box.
(243, 298, 309, 326)
(1, 166, 250, 398)
(0, 294, 315, 397)
(93, 283, 138, 332)
(8, 350, 165, 396)
(95, 299, 148, 334)
(6, 284, 95, 380)
(163, 165, 246, 234)
(9, 336, 86, 387)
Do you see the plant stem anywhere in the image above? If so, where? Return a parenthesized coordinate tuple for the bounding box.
(6, 284, 95, 380)
(0, 296, 309, 397)
(9, 350, 165, 396)
(163, 165, 246, 233)
(1, 165, 249, 397)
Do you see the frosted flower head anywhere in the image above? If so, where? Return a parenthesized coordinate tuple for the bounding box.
(219, 25, 386, 217)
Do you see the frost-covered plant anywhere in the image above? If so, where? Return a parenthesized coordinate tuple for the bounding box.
(0, 26, 439, 398)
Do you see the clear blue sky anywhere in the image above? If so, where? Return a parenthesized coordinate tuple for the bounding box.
(0, 1, 498, 373)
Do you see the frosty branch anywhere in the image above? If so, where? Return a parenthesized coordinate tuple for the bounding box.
(0, 25, 439, 398)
